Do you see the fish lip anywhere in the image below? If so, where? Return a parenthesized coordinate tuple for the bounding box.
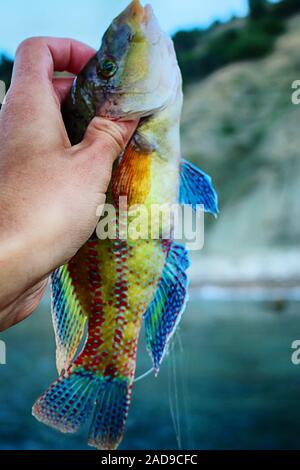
(127, 0, 146, 22)
(127, 0, 155, 26)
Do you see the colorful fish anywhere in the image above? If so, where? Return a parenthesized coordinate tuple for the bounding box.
(32, 0, 218, 450)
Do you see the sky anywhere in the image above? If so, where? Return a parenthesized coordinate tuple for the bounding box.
(0, 0, 249, 57)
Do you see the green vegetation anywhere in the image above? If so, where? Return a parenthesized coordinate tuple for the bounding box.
(0, 55, 13, 89)
(248, 0, 268, 20)
(173, 0, 300, 84)
(272, 0, 300, 18)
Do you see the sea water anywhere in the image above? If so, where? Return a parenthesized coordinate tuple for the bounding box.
(0, 297, 300, 450)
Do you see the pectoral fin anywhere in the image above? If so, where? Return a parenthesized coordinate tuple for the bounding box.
(180, 159, 219, 216)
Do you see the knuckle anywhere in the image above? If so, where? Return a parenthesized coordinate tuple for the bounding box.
(88, 117, 127, 154)
(16, 37, 43, 55)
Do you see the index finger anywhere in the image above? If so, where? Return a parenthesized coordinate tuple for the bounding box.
(12, 37, 96, 87)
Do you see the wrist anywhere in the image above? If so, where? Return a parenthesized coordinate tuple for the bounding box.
(0, 227, 36, 310)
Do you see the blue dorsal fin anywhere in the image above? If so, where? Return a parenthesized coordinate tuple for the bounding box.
(144, 243, 190, 373)
(180, 159, 219, 216)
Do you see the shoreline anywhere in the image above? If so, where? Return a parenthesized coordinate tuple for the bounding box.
(189, 251, 300, 301)
(190, 283, 300, 302)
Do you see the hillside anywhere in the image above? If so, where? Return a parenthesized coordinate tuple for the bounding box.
(183, 15, 300, 288)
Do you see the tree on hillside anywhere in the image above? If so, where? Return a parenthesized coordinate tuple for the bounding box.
(248, 0, 268, 20)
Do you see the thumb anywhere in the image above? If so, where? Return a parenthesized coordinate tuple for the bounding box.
(64, 116, 138, 245)
(77, 116, 138, 165)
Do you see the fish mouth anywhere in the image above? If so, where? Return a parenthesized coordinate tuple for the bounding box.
(124, 0, 156, 29)
(119, 1, 161, 46)
(127, 0, 153, 24)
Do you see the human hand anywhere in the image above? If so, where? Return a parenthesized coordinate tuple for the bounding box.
(0, 37, 137, 331)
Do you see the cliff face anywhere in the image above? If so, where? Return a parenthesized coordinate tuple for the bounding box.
(181, 16, 300, 285)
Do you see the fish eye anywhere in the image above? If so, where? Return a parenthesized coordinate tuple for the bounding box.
(100, 59, 118, 79)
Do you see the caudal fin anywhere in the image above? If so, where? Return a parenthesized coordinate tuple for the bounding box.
(32, 366, 132, 450)
(32, 367, 98, 433)
(88, 379, 132, 450)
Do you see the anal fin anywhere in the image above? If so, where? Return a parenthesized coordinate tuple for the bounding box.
(144, 243, 190, 372)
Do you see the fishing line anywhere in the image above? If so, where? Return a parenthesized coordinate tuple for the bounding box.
(168, 336, 182, 450)
(177, 332, 194, 449)
(134, 367, 154, 383)
(172, 340, 182, 449)
(168, 352, 181, 449)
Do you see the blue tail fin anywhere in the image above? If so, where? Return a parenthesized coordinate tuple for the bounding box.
(32, 366, 131, 450)
(88, 379, 132, 450)
(32, 368, 97, 433)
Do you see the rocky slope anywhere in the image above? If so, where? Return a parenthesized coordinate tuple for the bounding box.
(181, 15, 300, 287)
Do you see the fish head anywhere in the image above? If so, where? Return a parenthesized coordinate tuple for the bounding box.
(85, 0, 181, 120)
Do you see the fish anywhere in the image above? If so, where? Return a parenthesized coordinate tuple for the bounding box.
(32, 0, 218, 450)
